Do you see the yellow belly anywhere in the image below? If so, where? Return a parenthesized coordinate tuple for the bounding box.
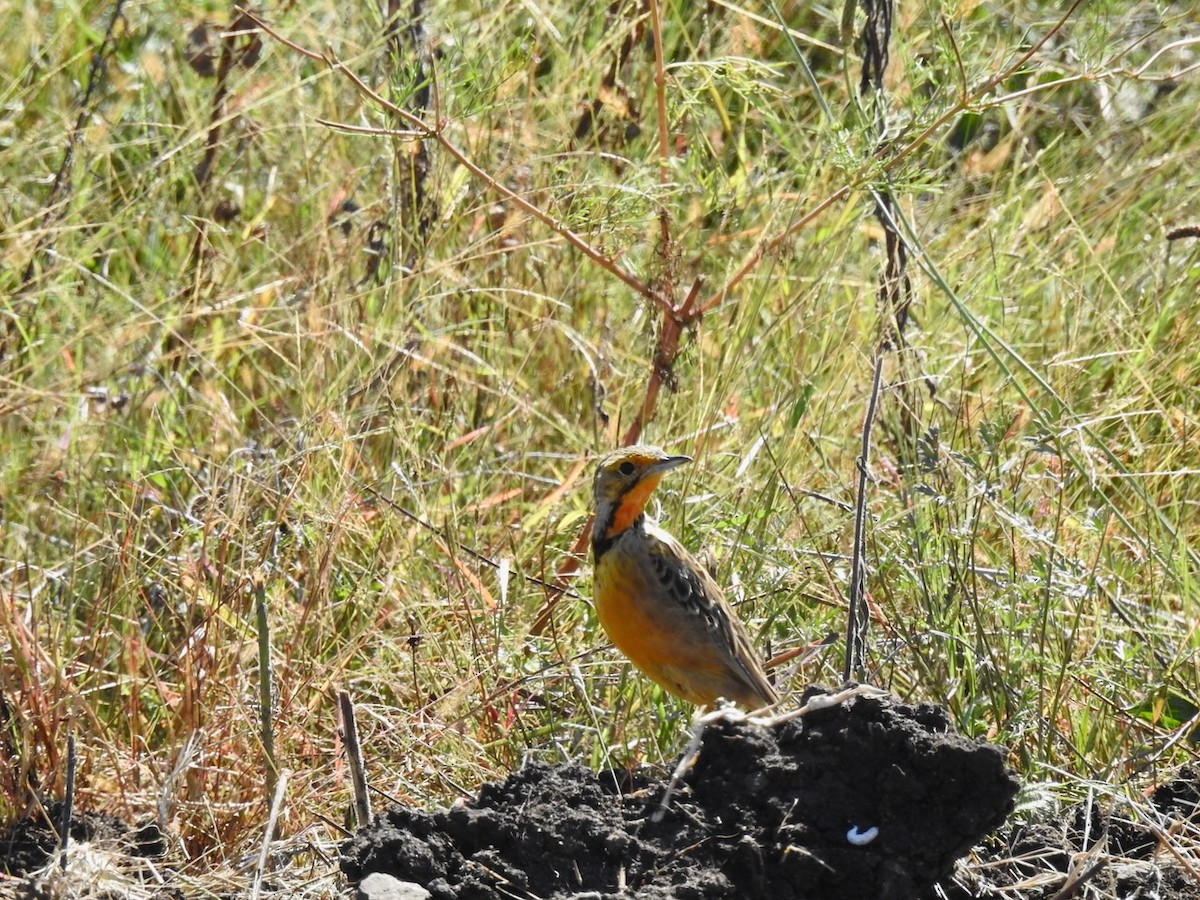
(593, 548, 758, 707)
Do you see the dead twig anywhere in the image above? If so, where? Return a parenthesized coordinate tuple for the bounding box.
(338, 691, 372, 828)
(648, 0, 672, 250)
(844, 352, 884, 682)
(57, 732, 76, 871)
(250, 769, 289, 900)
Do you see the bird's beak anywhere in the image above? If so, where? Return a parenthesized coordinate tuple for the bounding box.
(650, 454, 692, 474)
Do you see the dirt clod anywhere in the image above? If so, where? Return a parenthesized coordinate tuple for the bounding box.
(2, 693, 1197, 898)
(927, 765, 1200, 900)
(0, 802, 136, 878)
(341, 686, 1020, 899)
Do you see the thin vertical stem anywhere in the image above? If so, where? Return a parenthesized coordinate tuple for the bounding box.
(648, 0, 672, 249)
(844, 351, 884, 683)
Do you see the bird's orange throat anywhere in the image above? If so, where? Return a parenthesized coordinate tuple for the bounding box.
(605, 474, 663, 539)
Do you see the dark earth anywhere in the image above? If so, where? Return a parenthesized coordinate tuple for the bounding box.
(339, 686, 1198, 899)
(3, 687, 1198, 898)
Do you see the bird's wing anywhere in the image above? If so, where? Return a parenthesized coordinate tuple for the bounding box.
(642, 522, 778, 702)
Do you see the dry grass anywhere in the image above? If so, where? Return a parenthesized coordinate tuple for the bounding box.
(2, 0, 1199, 893)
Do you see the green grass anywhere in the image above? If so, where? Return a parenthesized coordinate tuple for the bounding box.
(2, 0, 1199, 881)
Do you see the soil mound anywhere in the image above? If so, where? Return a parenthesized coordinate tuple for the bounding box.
(2, 693, 1197, 897)
(341, 686, 1020, 899)
(0, 801, 164, 879)
(929, 763, 1200, 899)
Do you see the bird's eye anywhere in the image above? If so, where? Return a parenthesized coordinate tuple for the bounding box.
(618, 461, 636, 476)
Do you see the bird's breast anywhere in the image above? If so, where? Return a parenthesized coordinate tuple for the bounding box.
(593, 536, 717, 675)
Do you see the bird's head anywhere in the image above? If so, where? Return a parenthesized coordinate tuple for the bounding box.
(592, 445, 691, 550)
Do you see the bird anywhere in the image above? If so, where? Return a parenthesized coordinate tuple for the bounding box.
(590, 445, 780, 709)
